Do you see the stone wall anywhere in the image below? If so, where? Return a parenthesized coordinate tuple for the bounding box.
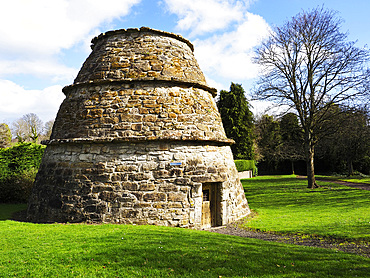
(28, 141, 249, 228)
(51, 83, 231, 143)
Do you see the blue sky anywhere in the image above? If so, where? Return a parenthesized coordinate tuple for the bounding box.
(1, 0, 369, 124)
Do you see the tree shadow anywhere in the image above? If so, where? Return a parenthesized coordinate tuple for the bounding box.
(74, 228, 370, 277)
(0, 203, 27, 221)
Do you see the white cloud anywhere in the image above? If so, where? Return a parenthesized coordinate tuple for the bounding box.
(203, 74, 226, 91)
(194, 12, 271, 81)
(0, 59, 77, 82)
(163, 0, 270, 87)
(163, 0, 254, 36)
(0, 80, 65, 124)
(0, 0, 141, 80)
(0, 0, 141, 56)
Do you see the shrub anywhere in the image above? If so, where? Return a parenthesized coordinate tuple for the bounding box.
(0, 169, 38, 203)
(234, 160, 258, 176)
(0, 143, 45, 172)
(0, 143, 45, 203)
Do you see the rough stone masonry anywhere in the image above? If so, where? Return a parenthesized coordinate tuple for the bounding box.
(27, 27, 250, 228)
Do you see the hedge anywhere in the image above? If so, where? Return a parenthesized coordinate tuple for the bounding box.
(234, 160, 258, 176)
(0, 143, 45, 203)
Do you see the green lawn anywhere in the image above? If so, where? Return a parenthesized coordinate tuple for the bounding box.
(0, 215, 368, 277)
(241, 175, 370, 240)
(1, 175, 370, 277)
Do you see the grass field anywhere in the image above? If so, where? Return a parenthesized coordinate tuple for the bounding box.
(241, 175, 370, 240)
(1, 175, 369, 277)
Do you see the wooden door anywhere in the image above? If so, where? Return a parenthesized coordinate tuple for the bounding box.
(201, 183, 219, 228)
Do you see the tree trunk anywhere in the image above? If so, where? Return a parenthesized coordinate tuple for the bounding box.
(305, 134, 319, 189)
(291, 160, 295, 175)
(347, 158, 354, 176)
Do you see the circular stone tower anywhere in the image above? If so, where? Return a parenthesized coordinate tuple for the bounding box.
(27, 27, 250, 228)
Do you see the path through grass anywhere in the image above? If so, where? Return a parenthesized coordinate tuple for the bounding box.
(316, 175, 370, 185)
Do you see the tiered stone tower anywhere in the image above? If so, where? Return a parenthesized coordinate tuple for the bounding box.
(27, 27, 250, 228)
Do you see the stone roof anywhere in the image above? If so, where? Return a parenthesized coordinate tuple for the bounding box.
(72, 27, 216, 95)
(46, 27, 230, 145)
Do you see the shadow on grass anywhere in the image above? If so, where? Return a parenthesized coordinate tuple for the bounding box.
(0, 203, 27, 221)
(1, 224, 369, 277)
(90, 228, 369, 277)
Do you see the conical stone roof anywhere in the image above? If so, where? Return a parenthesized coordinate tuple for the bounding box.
(49, 27, 232, 145)
(75, 27, 208, 86)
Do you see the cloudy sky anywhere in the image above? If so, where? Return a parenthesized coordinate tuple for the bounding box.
(1, 0, 369, 124)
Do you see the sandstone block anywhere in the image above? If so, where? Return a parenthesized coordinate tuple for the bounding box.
(169, 168, 183, 177)
(143, 192, 166, 202)
(133, 202, 152, 208)
(131, 124, 142, 131)
(167, 192, 186, 202)
(139, 182, 156, 191)
(116, 164, 139, 172)
(121, 209, 139, 218)
(129, 172, 152, 181)
(122, 182, 139, 191)
(174, 178, 191, 185)
(92, 185, 113, 193)
(159, 184, 179, 192)
(99, 191, 120, 202)
(169, 202, 183, 208)
(153, 202, 167, 209)
(153, 170, 169, 178)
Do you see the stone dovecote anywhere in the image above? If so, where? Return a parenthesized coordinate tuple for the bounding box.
(27, 27, 250, 228)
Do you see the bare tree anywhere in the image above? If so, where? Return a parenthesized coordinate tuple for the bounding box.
(254, 7, 369, 188)
(12, 113, 44, 143)
(42, 119, 55, 140)
(23, 113, 44, 143)
(12, 118, 28, 143)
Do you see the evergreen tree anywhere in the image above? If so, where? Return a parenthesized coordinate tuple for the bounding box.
(217, 83, 255, 159)
(278, 113, 304, 174)
(255, 114, 281, 169)
(316, 106, 370, 175)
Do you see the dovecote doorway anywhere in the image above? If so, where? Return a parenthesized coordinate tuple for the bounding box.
(201, 182, 221, 228)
